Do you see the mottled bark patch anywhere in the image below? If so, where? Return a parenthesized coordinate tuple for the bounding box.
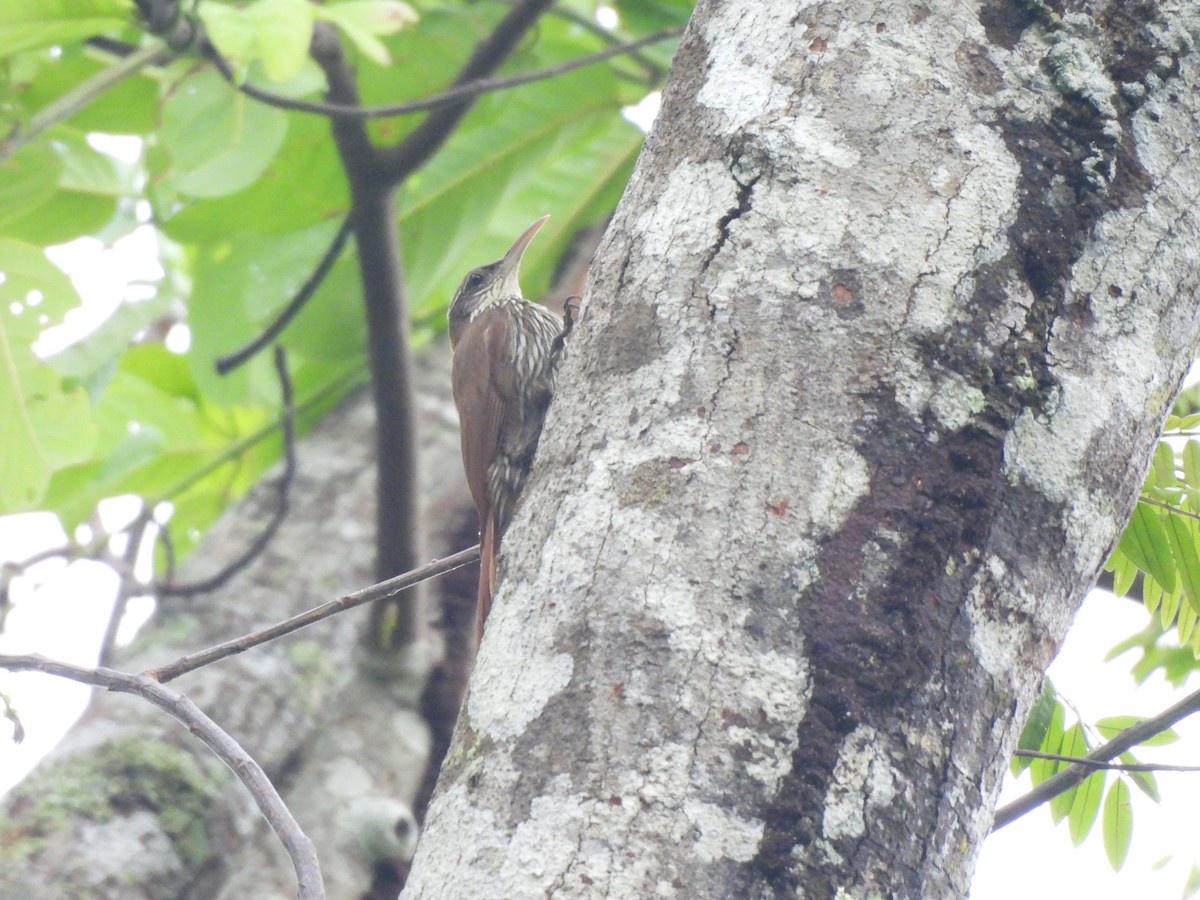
(749, 394, 1007, 893)
(994, 2, 1177, 305)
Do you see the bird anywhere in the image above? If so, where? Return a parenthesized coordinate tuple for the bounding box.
(449, 215, 567, 645)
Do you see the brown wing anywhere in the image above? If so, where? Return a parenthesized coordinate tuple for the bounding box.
(451, 307, 515, 520)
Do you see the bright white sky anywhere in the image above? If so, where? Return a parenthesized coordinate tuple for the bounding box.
(1, 75, 1196, 898)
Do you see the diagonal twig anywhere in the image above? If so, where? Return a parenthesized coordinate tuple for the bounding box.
(160, 347, 297, 597)
(993, 684, 1200, 830)
(0, 653, 325, 899)
(215, 216, 355, 375)
(147, 544, 481, 683)
(210, 28, 680, 122)
(0, 41, 170, 165)
(1012, 748, 1200, 772)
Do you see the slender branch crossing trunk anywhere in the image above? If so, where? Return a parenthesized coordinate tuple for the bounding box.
(405, 2, 1200, 896)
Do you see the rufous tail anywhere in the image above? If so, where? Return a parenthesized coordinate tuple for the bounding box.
(477, 513, 498, 646)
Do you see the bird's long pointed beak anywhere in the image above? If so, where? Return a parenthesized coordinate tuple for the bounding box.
(498, 215, 550, 293)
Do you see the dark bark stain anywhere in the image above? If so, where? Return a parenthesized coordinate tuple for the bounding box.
(750, 396, 1008, 895)
(747, 4, 1191, 893)
(977, 1, 1036, 50)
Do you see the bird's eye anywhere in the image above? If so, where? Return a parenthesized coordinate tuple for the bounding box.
(466, 271, 484, 289)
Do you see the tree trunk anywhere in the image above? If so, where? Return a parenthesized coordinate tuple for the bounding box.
(404, 2, 1200, 897)
(0, 349, 472, 899)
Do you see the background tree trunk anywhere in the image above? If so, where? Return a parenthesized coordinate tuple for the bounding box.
(0, 349, 472, 899)
(405, 1, 1200, 897)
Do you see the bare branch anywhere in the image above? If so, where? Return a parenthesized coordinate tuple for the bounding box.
(993, 685, 1200, 830)
(0, 41, 170, 165)
(215, 216, 355, 375)
(212, 28, 681, 122)
(1013, 748, 1200, 772)
(99, 513, 153, 666)
(376, 0, 557, 185)
(147, 544, 481, 683)
(0, 653, 325, 900)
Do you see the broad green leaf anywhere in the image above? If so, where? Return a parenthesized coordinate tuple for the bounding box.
(1181, 599, 1198, 644)
(1185, 440, 1200, 489)
(1107, 548, 1138, 598)
(315, 1, 418, 66)
(1161, 579, 1182, 630)
(0, 0, 131, 57)
(1094, 717, 1179, 747)
(160, 69, 288, 198)
(156, 112, 348, 241)
(1142, 573, 1163, 614)
(1117, 502, 1176, 593)
(1163, 509, 1200, 613)
(1152, 440, 1176, 489)
(1012, 681, 1056, 776)
(1050, 724, 1088, 823)
(0, 142, 61, 227)
(1166, 413, 1200, 432)
(1102, 779, 1132, 870)
(184, 221, 361, 403)
(0, 239, 97, 511)
(1068, 770, 1105, 846)
(9, 44, 158, 135)
(199, 0, 315, 83)
(1029, 700, 1065, 786)
(1119, 751, 1160, 802)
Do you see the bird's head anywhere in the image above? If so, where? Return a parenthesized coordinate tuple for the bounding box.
(449, 215, 549, 343)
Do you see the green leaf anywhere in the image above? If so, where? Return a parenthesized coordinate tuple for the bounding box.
(1102, 779, 1133, 870)
(0, 239, 97, 511)
(315, 1, 418, 66)
(1163, 508, 1200, 613)
(1117, 502, 1177, 593)
(156, 112, 348, 241)
(0, 0, 132, 57)
(1152, 440, 1177, 490)
(1142, 573, 1163, 614)
(1068, 770, 1105, 846)
(1181, 598, 1198, 645)
(1161, 579, 1182, 630)
(1119, 751, 1160, 803)
(1012, 681, 1056, 776)
(1166, 413, 1200, 432)
(1029, 700, 1065, 786)
(160, 69, 289, 198)
(198, 0, 315, 83)
(1094, 716, 1179, 747)
(1050, 724, 1088, 823)
(1185, 440, 1200, 490)
(1108, 548, 1138, 598)
(0, 142, 61, 227)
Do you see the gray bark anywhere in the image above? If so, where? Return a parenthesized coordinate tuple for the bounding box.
(405, 2, 1200, 898)
(0, 349, 470, 899)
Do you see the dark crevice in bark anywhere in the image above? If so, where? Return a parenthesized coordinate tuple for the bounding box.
(411, 505, 481, 827)
(701, 174, 758, 276)
(977, 1, 1037, 50)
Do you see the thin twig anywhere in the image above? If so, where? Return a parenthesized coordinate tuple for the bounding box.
(215, 215, 355, 375)
(210, 28, 681, 122)
(160, 347, 297, 597)
(1013, 749, 1200, 773)
(993, 685, 1200, 830)
(0, 653, 325, 899)
(147, 545, 481, 683)
(0, 42, 170, 165)
(1140, 496, 1200, 524)
(99, 513, 153, 666)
